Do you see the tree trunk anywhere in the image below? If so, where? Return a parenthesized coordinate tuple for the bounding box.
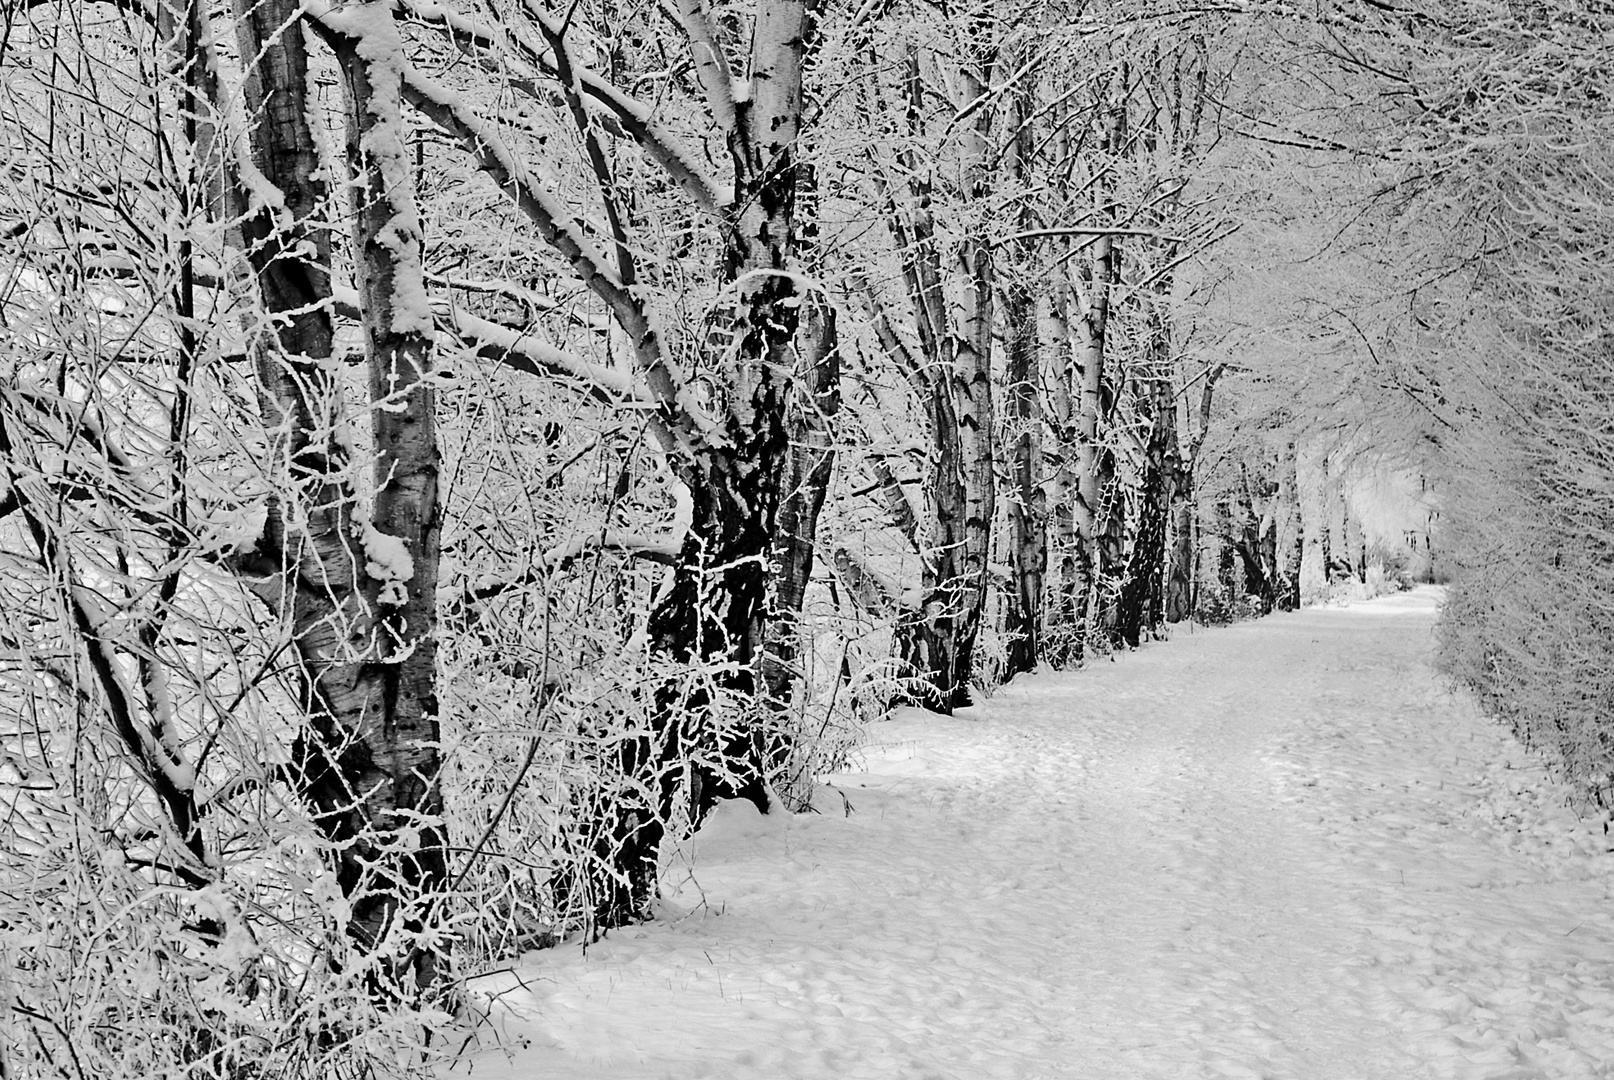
(1070, 238, 1110, 652)
(1165, 463, 1195, 623)
(332, 15, 446, 993)
(887, 37, 996, 712)
(1046, 282, 1082, 664)
(762, 301, 840, 740)
(1073, 70, 1128, 652)
(953, 25, 997, 694)
(1326, 456, 1349, 583)
(899, 369, 973, 710)
(226, 0, 447, 997)
(1215, 497, 1237, 598)
(1235, 462, 1274, 613)
(1276, 441, 1303, 610)
(1116, 368, 1174, 646)
(1298, 441, 1329, 602)
(603, 0, 812, 926)
(1000, 80, 1041, 677)
(1003, 286, 1044, 674)
(1344, 505, 1366, 583)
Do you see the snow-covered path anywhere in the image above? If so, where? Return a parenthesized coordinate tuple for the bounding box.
(458, 589, 1614, 1079)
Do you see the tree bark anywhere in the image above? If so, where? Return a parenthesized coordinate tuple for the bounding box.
(1276, 441, 1303, 610)
(1298, 442, 1329, 601)
(1072, 68, 1128, 653)
(1045, 280, 1083, 663)
(600, 0, 813, 926)
(1235, 462, 1275, 613)
(954, 17, 997, 694)
(884, 37, 996, 712)
(1001, 80, 1043, 677)
(761, 300, 840, 739)
(1116, 353, 1175, 646)
(225, 0, 446, 997)
(331, 11, 446, 994)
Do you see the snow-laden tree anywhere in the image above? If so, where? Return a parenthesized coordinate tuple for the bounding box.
(1, 0, 845, 1069)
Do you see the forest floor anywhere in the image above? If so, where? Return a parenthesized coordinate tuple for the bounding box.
(449, 587, 1614, 1080)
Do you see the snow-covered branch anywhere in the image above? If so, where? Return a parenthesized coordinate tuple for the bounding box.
(396, 0, 725, 216)
(673, 0, 739, 141)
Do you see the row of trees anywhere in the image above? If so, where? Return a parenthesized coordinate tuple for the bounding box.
(0, 0, 1490, 1075)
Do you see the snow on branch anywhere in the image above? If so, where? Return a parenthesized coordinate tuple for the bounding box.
(392, 69, 710, 451)
(398, 79, 645, 307)
(996, 226, 1185, 245)
(673, 0, 739, 141)
(458, 531, 682, 605)
(307, 3, 631, 312)
(396, 0, 725, 217)
(330, 284, 645, 405)
(448, 308, 645, 403)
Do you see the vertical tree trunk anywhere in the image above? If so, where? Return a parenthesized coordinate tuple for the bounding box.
(953, 19, 997, 693)
(1276, 441, 1303, 610)
(900, 371, 972, 710)
(761, 17, 840, 768)
(1071, 238, 1110, 652)
(1344, 506, 1367, 583)
(1116, 360, 1174, 646)
(1089, 414, 1126, 645)
(1149, 321, 1187, 629)
(331, 12, 446, 993)
(1326, 456, 1349, 583)
(605, 0, 812, 925)
(1003, 296, 1044, 674)
(762, 300, 840, 723)
(1174, 360, 1221, 621)
(1296, 442, 1328, 601)
(1215, 497, 1237, 597)
(1165, 464, 1195, 623)
(888, 35, 996, 712)
(1046, 282, 1082, 663)
(1001, 80, 1042, 677)
(223, 0, 447, 997)
(1073, 68, 1128, 652)
(1235, 462, 1274, 612)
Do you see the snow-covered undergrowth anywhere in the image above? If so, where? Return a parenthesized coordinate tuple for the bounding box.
(448, 587, 1614, 1080)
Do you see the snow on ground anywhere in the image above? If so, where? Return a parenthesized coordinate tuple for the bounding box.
(449, 587, 1614, 1079)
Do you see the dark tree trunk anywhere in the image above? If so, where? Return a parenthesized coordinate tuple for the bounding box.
(1276, 441, 1302, 610)
(1001, 89, 1043, 676)
(1003, 296, 1045, 675)
(1116, 372, 1174, 647)
(898, 373, 974, 711)
(1165, 468, 1194, 622)
(1090, 434, 1126, 646)
(1234, 463, 1275, 613)
(1215, 498, 1237, 598)
(762, 302, 840, 748)
(885, 38, 996, 713)
(1045, 284, 1081, 667)
(600, 0, 813, 926)
(224, 0, 448, 997)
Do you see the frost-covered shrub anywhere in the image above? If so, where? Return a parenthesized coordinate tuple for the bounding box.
(1193, 581, 1268, 626)
(1423, 9, 1614, 807)
(0, 705, 451, 1080)
(1436, 395, 1614, 808)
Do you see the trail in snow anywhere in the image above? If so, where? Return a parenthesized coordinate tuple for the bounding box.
(454, 589, 1614, 1080)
